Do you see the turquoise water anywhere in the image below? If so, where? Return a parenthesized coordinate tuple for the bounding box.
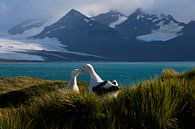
(0, 62, 195, 85)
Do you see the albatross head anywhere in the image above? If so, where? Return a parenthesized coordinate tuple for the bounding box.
(82, 64, 94, 72)
(71, 69, 83, 78)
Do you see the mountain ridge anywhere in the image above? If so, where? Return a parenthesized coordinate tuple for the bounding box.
(2, 8, 195, 61)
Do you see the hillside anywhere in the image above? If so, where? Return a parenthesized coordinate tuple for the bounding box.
(0, 69, 194, 129)
(0, 76, 57, 94)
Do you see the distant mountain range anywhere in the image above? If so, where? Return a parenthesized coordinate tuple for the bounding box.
(5, 8, 195, 61)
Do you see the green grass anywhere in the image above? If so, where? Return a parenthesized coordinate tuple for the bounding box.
(0, 69, 194, 129)
(0, 76, 55, 94)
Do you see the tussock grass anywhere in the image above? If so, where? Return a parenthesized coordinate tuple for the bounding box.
(0, 69, 194, 129)
(107, 79, 194, 129)
(161, 69, 180, 78)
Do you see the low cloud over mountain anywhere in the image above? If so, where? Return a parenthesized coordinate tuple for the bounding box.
(0, 0, 195, 30)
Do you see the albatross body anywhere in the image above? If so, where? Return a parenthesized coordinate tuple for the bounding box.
(82, 64, 120, 96)
(65, 69, 82, 93)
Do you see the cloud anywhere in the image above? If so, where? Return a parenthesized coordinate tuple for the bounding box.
(0, 0, 195, 30)
(146, 0, 195, 22)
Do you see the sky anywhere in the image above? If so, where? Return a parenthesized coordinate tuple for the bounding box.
(0, 0, 195, 30)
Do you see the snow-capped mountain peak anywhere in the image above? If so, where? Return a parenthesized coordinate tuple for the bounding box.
(116, 8, 185, 42)
(32, 9, 125, 60)
(32, 9, 97, 39)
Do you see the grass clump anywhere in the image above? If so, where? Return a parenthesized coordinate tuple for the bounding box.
(0, 110, 33, 129)
(0, 69, 194, 129)
(107, 78, 194, 129)
(161, 69, 180, 78)
(30, 91, 104, 129)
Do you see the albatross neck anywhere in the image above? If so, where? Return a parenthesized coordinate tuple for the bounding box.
(70, 75, 79, 91)
(70, 75, 78, 85)
(89, 69, 103, 83)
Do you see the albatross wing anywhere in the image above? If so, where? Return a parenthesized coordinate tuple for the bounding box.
(92, 80, 120, 96)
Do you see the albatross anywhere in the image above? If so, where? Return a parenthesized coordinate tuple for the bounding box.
(82, 64, 120, 97)
(64, 69, 82, 93)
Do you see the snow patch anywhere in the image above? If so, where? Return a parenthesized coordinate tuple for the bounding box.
(136, 32, 181, 42)
(62, 50, 105, 59)
(109, 16, 127, 28)
(21, 19, 45, 28)
(59, 26, 66, 29)
(137, 15, 144, 20)
(157, 21, 184, 33)
(152, 18, 159, 23)
(9, 19, 56, 38)
(136, 19, 184, 42)
(147, 17, 153, 20)
(0, 31, 105, 61)
(0, 52, 44, 61)
(84, 19, 90, 23)
(42, 31, 51, 37)
(0, 38, 43, 52)
(0, 32, 67, 61)
(50, 26, 66, 32)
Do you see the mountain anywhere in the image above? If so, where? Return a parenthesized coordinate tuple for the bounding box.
(32, 9, 195, 61)
(180, 21, 195, 38)
(92, 10, 127, 28)
(164, 20, 195, 53)
(33, 9, 127, 60)
(116, 8, 185, 41)
(8, 19, 46, 35)
(153, 20, 195, 61)
(132, 20, 195, 61)
(2, 9, 195, 61)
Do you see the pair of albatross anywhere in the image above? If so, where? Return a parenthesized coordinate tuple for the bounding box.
(65, 64, 120, 97)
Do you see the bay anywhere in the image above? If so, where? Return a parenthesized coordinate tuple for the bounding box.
(0, 62, 195, 85)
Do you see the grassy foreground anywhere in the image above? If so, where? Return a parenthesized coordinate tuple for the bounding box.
(0, 69, 194, 129)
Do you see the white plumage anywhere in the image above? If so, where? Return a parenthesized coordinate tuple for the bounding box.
(82, 64, 120, 96)
(64, 69, 82, 93)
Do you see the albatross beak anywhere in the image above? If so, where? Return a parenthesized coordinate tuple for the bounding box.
(78, 68, 84, 74)
(80, 66, 87, 72)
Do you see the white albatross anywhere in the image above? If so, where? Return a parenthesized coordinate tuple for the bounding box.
(64, 69, 82, 93)
(81, 64, 120, 97)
